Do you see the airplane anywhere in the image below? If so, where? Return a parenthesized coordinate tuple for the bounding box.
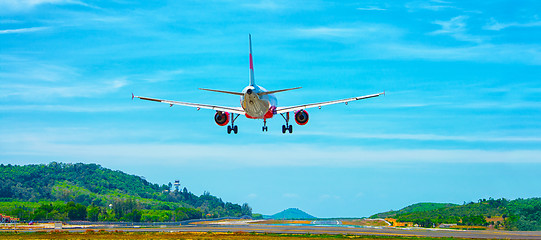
(133, 34, 384, 134)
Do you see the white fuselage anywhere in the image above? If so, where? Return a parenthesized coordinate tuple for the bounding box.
(241, 85, 277, 119)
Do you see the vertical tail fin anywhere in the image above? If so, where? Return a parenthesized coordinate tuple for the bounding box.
(249, 34, 255, 86)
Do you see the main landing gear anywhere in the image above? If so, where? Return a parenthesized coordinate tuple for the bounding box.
(227, 113, 240, 134)
(280, 112, 293, 134)
(262, 119, 268, 132)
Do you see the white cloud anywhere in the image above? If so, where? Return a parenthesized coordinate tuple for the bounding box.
(0, 20, 23, 24)
(283, 193, 299, 198)
(296, 27, 357, 38)
(320, 194, 341, 200)
(239, 0, 319, 11)
(1, 57, 129, 99)
(430, 16, 485, 43)
(1, 77, 128, 99)
(242, 0, 282, 10)
(0, 27, 49, 34)
(142, 69, 186, 83)
(0, 0, 90, 10)
(283, 21, 541, 65)
(297, 132, 541, 143)
(2, 140, 541, 166)
(357, 6, 387, 11)
(0, 57, 130, 100)
(405, 0, 456, 11)
(0, 58, 80, 82)
(0, 104, 148, 113)
(432, 16, 468, 34)
(294, 24, 402, 40)
(284, 20, 540, 65)
(373, 42, 541, 65)
(110, 78, 128, 89)
(484, 18, 541, 31)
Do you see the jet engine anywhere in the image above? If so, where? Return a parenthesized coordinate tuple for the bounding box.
(294, 109, 309, 125)
(214, 112, 230, 126)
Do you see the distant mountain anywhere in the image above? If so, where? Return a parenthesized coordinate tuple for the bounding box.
(370, 202, 457, 218)
(267, 208, 316, 220)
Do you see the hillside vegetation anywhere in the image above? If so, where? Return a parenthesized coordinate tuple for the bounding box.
(370, 202, 457, 219)
(372, 198, 541, 231)
(0, 162, 251, 222)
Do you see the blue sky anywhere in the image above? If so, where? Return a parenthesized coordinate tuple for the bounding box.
(1, 0, 541, 218)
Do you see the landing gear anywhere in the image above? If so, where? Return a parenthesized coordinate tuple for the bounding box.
(281, 124, 292, 134)
(227, 113, 239, 134)
(262, 119, 268, 132)
(227, 125, 238, 134)
(280, 112, 293, 134)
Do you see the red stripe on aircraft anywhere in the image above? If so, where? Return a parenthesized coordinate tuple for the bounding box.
(250, 53, 254, 70)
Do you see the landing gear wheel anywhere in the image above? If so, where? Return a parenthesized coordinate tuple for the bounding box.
(280, 112, 294, 134)
(226, 113, 239, 135)
(262, 126, 268, 132)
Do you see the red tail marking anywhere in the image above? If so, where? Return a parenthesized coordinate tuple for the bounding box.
(250, 53, 254, 70)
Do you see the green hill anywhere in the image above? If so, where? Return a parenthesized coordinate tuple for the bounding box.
(372, 198, 541, 231)
(268, 208, 315, 220)
(0, 162, 252, 222)
(370, 202, 457, 218)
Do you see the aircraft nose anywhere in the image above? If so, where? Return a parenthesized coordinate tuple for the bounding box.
(246, 89, 253, 95)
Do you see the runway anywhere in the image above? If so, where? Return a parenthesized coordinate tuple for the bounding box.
(16, 223, 541, 239)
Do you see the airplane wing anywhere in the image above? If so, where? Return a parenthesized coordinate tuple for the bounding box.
(133, 94, 246, 115)
(275, 92, 384, 114)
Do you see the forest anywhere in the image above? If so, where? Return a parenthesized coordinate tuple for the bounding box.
(0, 162, 252, 222)
(383, 198, 541, 231)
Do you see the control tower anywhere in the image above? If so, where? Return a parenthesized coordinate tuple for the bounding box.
(174, 180, 180, 192)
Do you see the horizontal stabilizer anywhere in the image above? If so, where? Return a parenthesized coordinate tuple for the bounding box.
(199, 88, 244, 96)
(258, 87, 302, 96)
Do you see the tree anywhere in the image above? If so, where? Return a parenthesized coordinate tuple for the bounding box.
(87, 203, 100, 221)
(66, 201, 87, 220)
(241, 203, 252, 216)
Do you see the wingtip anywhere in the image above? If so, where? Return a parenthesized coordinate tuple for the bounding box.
(131, 93, 134, 100)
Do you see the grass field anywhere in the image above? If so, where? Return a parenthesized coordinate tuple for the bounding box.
(0, 231, 463, 240)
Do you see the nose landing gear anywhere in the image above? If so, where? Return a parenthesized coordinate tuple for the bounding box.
(262, 119, 268, 132)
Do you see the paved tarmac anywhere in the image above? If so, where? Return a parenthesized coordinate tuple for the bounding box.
(15, 223, 541, 239)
